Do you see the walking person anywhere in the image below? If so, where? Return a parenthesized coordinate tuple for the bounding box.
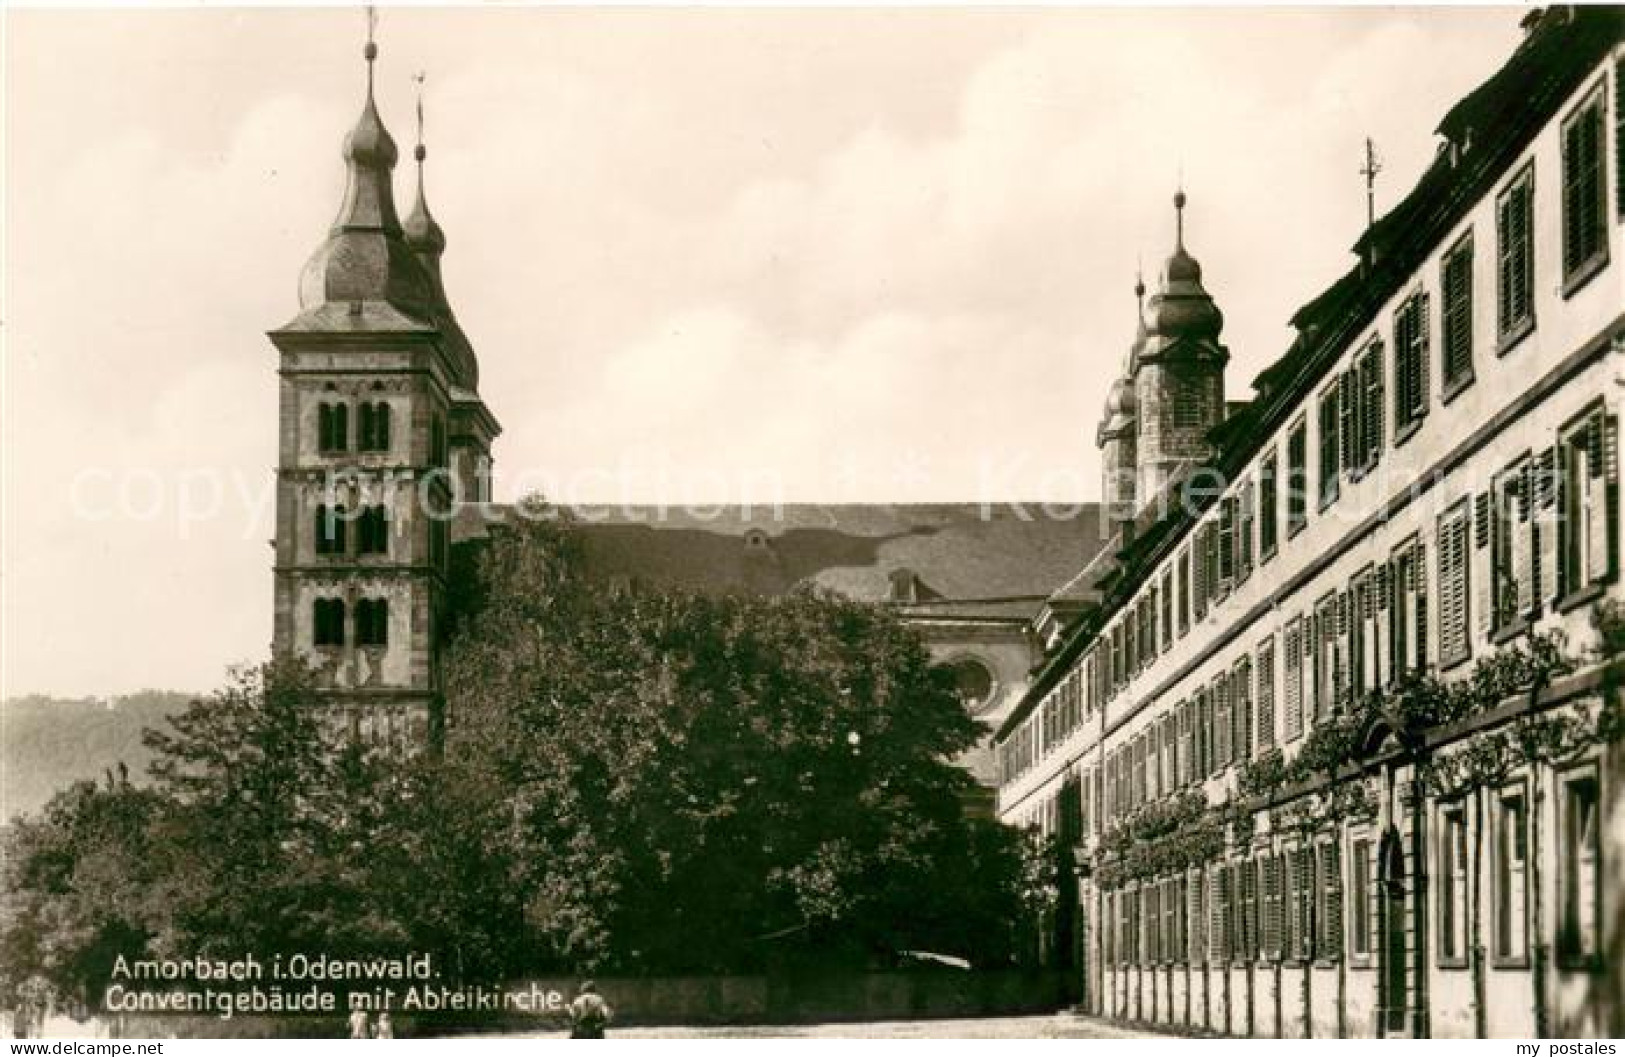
(373, 1012, 395, 1039)
(347, 1007, 370, 1040)
(567, 981, 612, 1039)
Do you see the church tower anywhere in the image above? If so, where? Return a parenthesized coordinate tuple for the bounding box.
(1134, 191, 1228, 513)
(268, 31, 498, 744)
(1097, 279, 1143, 540)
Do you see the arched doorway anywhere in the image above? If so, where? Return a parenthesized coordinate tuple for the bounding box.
(1377, 828, 1408, 1035)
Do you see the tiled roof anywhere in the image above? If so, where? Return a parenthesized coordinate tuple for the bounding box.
(556, 502, 1110, 619)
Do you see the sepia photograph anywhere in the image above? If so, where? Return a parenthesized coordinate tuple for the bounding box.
(2, 1, 1622, 1043)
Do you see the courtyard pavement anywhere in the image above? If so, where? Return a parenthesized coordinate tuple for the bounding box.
(495, 1012, 1172, 1039)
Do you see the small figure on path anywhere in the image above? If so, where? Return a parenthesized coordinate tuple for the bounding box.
(347, 1007, 371, 1040)
(374, 1012, 395, 1039)
(568, 980, 613, 1039)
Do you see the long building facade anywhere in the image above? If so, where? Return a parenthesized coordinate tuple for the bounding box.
(994, 8, 1624, 1038)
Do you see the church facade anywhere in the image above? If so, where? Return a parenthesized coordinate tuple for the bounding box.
(994, 7, 1624, 1037)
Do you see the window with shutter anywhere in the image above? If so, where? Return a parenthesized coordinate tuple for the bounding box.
(1294, 846, 1315, 961)
(1560, 407, 1621, 597)
(1349, 571, 1371, 698)
(1213, 865, 1230, 963)
(1214, 676, 1231, 773)
(1218, 498, 1237, 590)
(1561, 85, 1607, 286)
(1496, 165, 1535, 346)
(1361, 341, 1385, 467)
(1489, 464, 1530, 632)
(1558, 768, 1601, 966)
(1350, 837, 1372, 960)
(1441, 231, 1475, 392)
(1340, 369, 1359, 473)
(1260, 451, 1280, 559)
(1319, 388, 1341, 509)
(1438, 503, 1472, 667)
(1256, 638, 1276, 749)
(1494, 788, 1529, 963)
(1321, 841, 1345, 960)
(1288, 420, 1310, 536)
(1394, 291, 1431, 435)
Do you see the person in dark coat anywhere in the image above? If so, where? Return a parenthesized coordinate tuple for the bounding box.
(567, 980, 612, 1038)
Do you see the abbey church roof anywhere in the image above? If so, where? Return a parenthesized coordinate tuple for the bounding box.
(525, 503, 1111, 623)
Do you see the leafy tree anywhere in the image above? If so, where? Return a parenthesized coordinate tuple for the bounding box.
(442, 500, 1026, 974)
(0, 772, 160, 1020)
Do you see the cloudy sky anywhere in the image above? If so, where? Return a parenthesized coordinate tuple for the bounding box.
(4, 5, 1521, 697)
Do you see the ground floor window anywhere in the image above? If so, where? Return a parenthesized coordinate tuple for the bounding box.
(1558, 765, 1602, 967)
(1494, 784, 1529, 964)
(1438, 804, 1468, 966)
(1349, 835, 1372, 960)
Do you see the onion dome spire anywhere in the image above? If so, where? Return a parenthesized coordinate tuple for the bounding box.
(402, 73, 479, 388)
(294, 12, 432, 320)
(1143, 188, 1224, 345)
(403, 73, 447, 256)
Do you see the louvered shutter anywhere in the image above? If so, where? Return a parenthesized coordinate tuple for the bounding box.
(1439, 512, 1469, 665)
(1257, 642, 1275, 748)
(1587, 414, 1619, 583)
(1193, 530, 1209, 619)
(1284, 622, 1303, 742)
(1214, 677, 1230, 772)
(1536, 446, 1559, 607)
(1322, 842, 1344, 959)
(1416, 293, 1432, 416)
(1335, 591, 1352, 708)
(1514, 467, 1534, 616)
(1473, 492, 1494, 637)
(1339, 370, 1358, 472)
(1412, 543, 1429, 670)
(1375, 562, 1393, 686)
(1189, 870, 1205, 965)
(1365, 346, 1384, 463)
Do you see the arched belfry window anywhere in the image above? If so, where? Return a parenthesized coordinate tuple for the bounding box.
(359, 402, 392, 453)
(319, 402, 350, 453)
(315, 504, 348, 555)
(356, 598, 389, 647)
(313, 598, 346, 647)
(358, 505, 389, 555)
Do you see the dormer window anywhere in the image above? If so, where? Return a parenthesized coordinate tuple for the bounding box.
(743, 528, 771, 551)
(888, 568, 921, 605)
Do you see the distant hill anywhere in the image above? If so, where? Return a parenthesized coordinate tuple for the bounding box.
(1, 691, 194, 820)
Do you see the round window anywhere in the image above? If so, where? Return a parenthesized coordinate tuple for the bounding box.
(948, 658, 997, 714)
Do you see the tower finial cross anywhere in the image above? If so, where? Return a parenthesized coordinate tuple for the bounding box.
(414, 70, 427, 158)
(1361, 136, 1383, 230)
(363, 5, 379, 94)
